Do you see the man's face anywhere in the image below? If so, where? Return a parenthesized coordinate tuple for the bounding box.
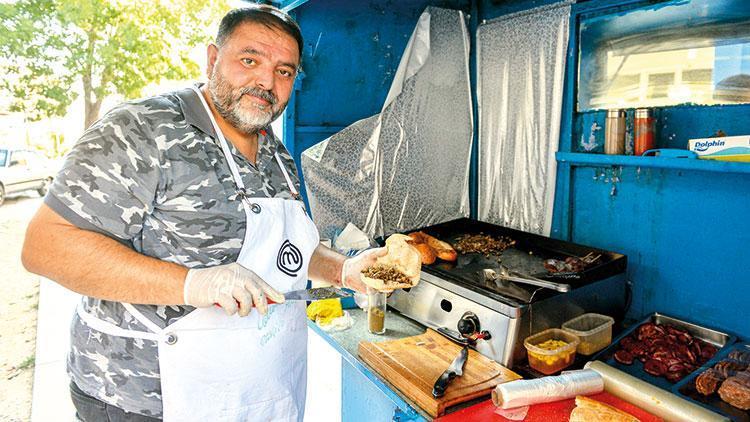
(207, 21, 300, 135)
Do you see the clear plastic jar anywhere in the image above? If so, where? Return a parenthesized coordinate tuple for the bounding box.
(562, 313, 615, 356)
(367, 288, 386, 335)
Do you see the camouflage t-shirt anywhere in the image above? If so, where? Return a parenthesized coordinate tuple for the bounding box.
(46, 84, 301, 418)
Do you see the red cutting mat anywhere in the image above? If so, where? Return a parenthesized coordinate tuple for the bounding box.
(435, 392, 663, 422)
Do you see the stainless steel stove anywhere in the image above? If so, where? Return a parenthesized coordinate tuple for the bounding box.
(387, 218, 628, 368)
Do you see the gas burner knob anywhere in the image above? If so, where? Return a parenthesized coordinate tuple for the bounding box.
(457, 312, 480, 338)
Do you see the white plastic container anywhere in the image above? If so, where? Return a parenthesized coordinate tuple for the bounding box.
(562, 313, 614, 356)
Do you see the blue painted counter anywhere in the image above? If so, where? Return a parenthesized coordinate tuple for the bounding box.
(307, 308, 430, 421)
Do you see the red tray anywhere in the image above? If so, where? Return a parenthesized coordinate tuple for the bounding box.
(436, 392, 662, 422)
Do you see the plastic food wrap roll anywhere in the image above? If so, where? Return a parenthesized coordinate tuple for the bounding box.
(585, 360, 729, 422)
(492, 369, 604, 409)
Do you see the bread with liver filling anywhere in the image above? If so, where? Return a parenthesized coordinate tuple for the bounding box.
(361, 234, 421, 291)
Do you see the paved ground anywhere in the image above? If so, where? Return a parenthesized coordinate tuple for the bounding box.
(30, 280, 79, 422)
(0, 194, 42, 422)
(0, 193, 79, 422)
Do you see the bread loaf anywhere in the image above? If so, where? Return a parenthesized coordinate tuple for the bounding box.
(407, 239, 436, 265)
(569, 396, 640, 422)
(408, 231, 457, 262)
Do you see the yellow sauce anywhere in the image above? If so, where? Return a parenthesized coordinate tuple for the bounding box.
(536, 339, 568, 350)
(528, 339, 575, 374)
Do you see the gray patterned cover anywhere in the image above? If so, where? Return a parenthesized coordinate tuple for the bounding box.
(301, 7, 473, 241)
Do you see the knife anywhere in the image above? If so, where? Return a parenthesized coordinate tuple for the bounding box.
(432, 345, 468, 398)
(215, 287, 352, 308)
(282, 287, 353, 302)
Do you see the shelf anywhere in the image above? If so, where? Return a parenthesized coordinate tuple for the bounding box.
(556, 152, 750, 175)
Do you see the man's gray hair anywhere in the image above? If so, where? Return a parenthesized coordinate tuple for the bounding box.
(215, 5, 303, 59)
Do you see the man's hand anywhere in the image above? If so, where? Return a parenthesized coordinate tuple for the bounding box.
(340, 248, 388, 294)
(184, 263, 285, 316)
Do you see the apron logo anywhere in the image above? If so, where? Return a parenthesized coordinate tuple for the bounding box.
(277, 240, 303, 277)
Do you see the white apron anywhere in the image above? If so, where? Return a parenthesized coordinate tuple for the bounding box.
(76, 86, 320, 421)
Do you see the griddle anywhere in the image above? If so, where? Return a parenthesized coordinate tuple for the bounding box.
(398, 218, 627, 305)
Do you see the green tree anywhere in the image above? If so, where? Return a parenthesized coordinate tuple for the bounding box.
(1, 0, 229, 129)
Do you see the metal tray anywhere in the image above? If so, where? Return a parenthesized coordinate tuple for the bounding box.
(591, 312, 736, 392)
(673, 343, 750, 422)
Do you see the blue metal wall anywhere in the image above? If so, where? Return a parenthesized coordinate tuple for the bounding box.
(569, 165, 749, 335)
(289, 0, 750, 338)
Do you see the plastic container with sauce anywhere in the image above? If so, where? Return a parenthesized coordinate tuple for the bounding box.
(524, 328, 580, 374)
(562, 313, 615, 356)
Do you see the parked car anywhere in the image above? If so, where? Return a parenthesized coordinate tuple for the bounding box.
(0, 146, 56, 206)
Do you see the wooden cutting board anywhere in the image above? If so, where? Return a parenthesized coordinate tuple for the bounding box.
(358, 329, 521, 418)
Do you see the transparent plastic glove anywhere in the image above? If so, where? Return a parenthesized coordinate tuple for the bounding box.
(340, 247, 388, 294)
(183, 263, 285, 316)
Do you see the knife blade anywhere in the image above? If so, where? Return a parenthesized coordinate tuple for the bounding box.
(282, 287, 353, 302)
(432, 345, 468, 398)
(215, 287, 352, 308)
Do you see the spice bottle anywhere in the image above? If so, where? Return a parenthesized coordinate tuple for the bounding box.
(367, 288, 386, 335)
(634, 108, 656, 156)
(605, 109, 626, 155)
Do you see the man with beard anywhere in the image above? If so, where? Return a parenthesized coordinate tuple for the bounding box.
(22, 5, 383, 422)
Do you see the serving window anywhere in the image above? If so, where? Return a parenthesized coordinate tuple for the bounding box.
(578, 0, 750, 111)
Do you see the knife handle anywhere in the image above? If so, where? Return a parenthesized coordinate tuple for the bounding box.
(214, 299, 277, 308)
(432, 371, 456, 398)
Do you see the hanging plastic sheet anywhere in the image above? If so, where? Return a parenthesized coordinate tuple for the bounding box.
(477, 2, 571, 236)
(301, 7, 473, 240)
